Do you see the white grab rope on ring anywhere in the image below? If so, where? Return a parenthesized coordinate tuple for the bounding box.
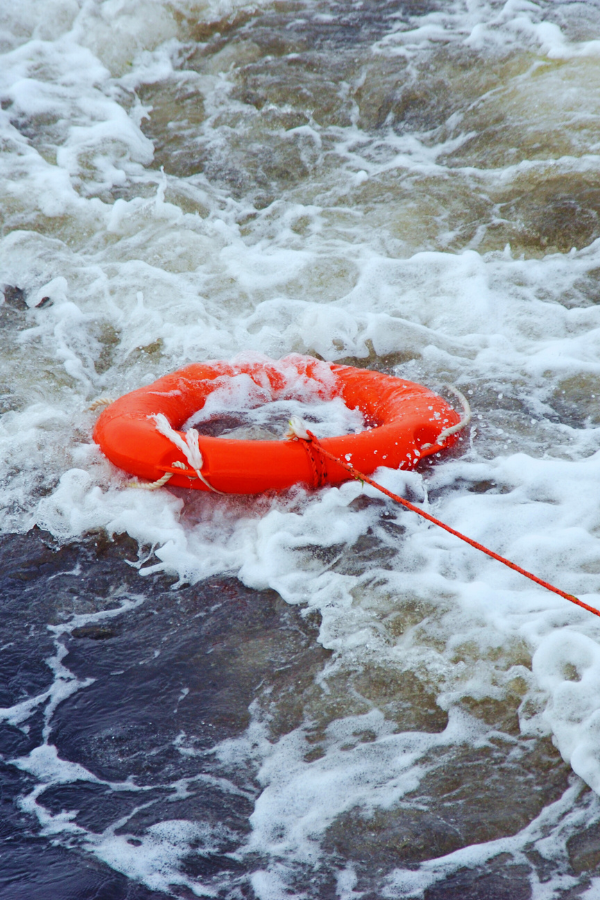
(128, 471, 174, 490)
(151, 413, 224, 494)
(89, 396, 113, 411)
(127, 461, 188, 490)
(420, 385, 471, 449)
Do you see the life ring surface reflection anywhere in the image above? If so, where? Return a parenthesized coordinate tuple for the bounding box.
(93, 354, 463, 494)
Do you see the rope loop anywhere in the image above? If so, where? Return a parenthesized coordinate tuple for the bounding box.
(127, 472, 174, 490)
(89, 397, 113, 411)
(151, 413, 224, 494)
(421, 384, 472, 450)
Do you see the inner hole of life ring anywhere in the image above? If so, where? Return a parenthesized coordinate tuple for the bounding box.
(183, 375, 375, 441)
(183, 396, 369, 442)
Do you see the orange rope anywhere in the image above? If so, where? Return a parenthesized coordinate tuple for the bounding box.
(303, 430, 600, 620)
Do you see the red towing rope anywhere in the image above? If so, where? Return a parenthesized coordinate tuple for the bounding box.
(301, 429, 600, 621)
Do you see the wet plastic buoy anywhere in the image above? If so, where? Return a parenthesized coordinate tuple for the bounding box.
(93, 355, 463, 494)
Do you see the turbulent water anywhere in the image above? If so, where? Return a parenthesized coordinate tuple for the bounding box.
(3, 0, 600, 896)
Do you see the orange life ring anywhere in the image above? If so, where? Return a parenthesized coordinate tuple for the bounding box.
(93, 355, 463, 494)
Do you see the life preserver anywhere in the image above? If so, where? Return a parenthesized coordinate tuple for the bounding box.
(93, 354, 464, 494)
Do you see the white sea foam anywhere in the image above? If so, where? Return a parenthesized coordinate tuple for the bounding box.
(376, 0, 600, 59)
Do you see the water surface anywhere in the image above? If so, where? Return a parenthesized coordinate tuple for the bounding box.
(3, 0, 600, 896)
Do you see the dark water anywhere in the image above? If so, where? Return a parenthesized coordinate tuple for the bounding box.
(3, 528, 600, 898)
(0, 529, 328, 898)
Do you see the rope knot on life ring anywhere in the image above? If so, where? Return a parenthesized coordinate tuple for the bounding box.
(93, 354, 468, 494)
(285, 416, 330, 488)
(151, 413, 223, 493)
